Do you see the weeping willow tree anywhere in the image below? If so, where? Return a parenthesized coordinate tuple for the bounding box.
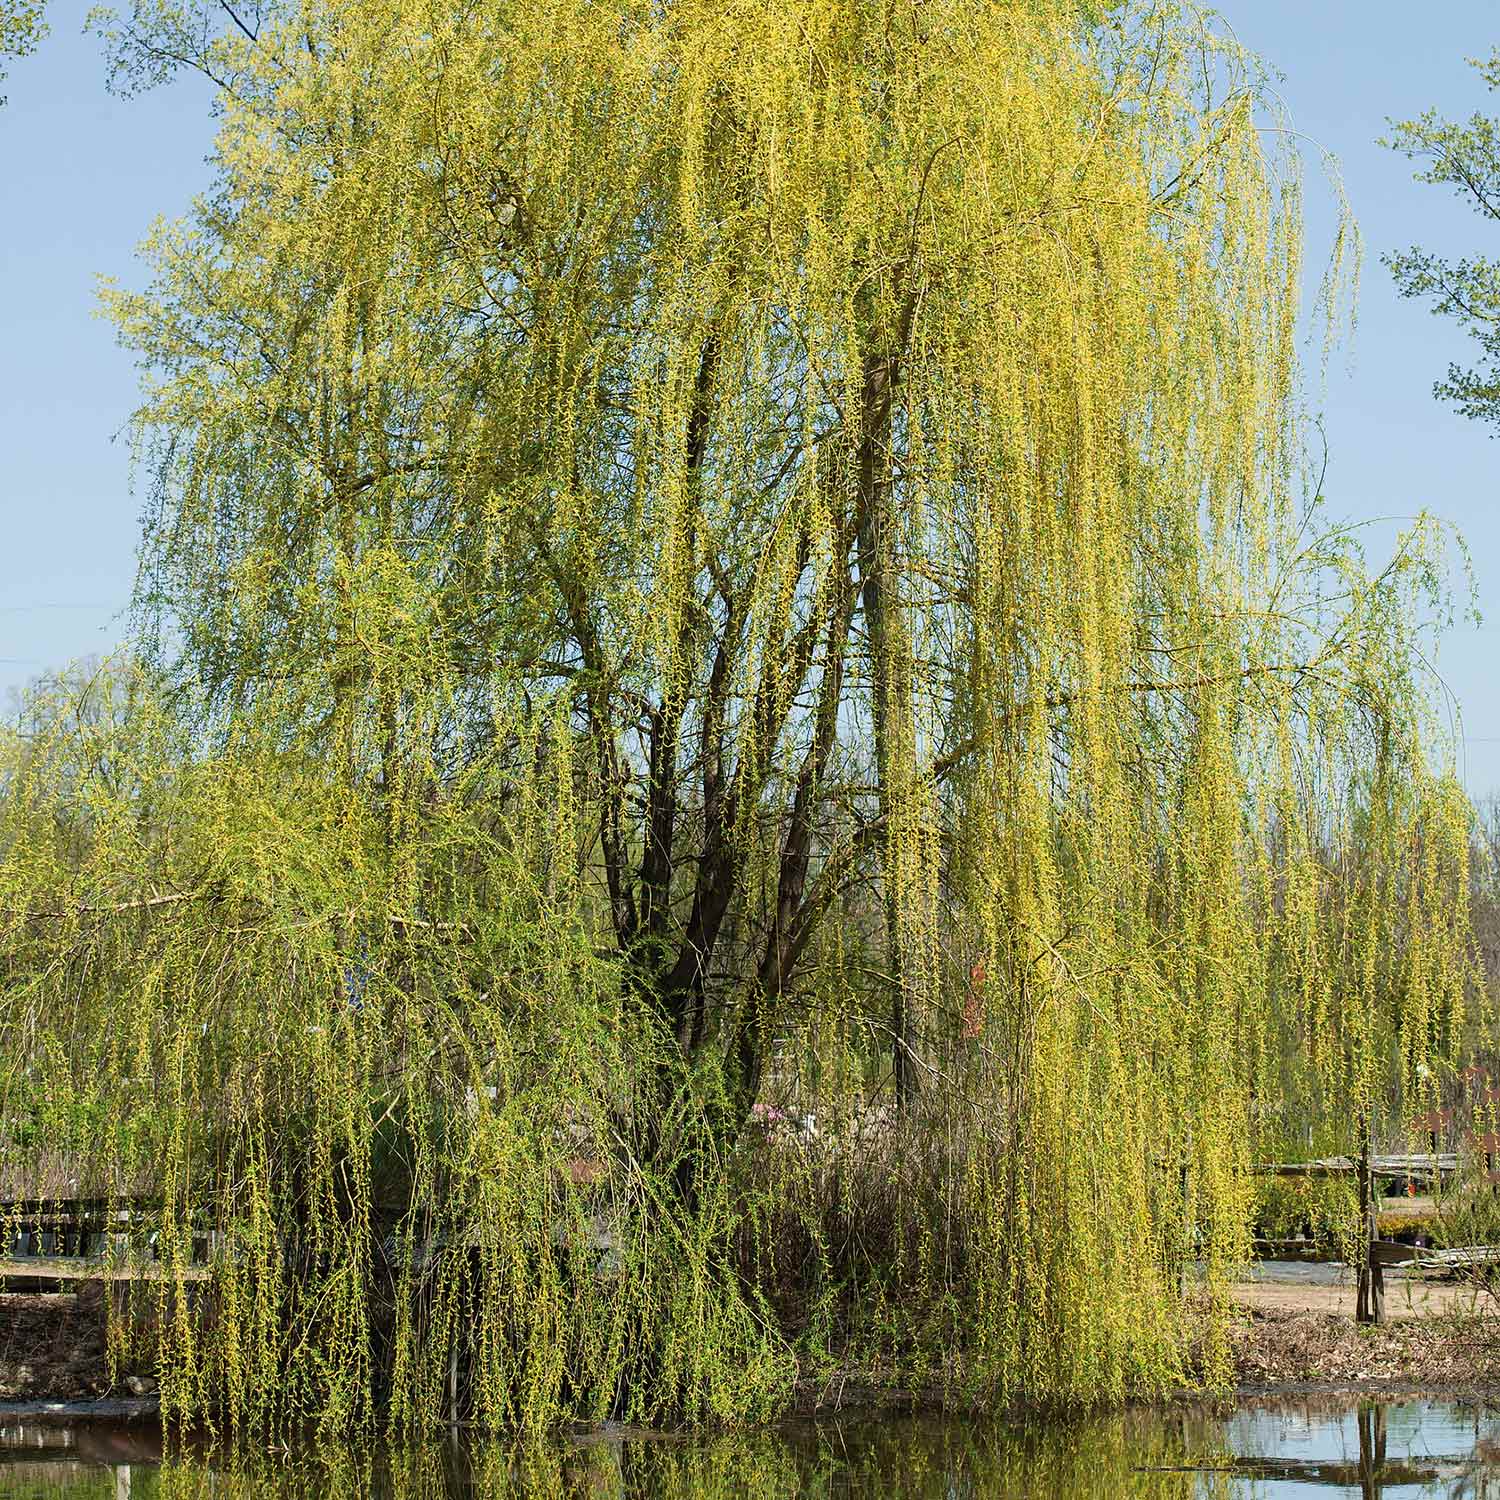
(0, 0, 1478, 1440)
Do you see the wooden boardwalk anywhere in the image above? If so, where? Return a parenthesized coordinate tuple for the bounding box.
(0, 1199, 210, 1290)
(1251, 1151, 1486, 1323)
(1252, 1153, 1459, 1182)
(0, 1257, 208, 1284)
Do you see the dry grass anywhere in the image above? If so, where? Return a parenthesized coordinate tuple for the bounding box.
(1230, 1304, 1500, 1392)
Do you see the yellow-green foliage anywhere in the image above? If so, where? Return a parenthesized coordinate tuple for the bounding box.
(0, 0, 1479, 1440)
(0, 0, 44, 100)
(140, 1407, 1242, 1498)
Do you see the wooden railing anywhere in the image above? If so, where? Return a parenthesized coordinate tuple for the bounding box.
(1251, 1150, 1481, 1324)
(0, 1199, 211, 1287)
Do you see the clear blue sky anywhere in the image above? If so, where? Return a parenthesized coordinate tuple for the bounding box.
(3, 2, 1500, 788)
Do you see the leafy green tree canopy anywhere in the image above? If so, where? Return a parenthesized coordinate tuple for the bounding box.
(0, 0, 44, 102)
(1386, 51, 1500, 429)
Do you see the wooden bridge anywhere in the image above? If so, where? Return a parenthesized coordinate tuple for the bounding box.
(1251, 1152, 1459, 1184)
(0, 1199, 210, 1290)
(1250, 1151, 1493, 1325)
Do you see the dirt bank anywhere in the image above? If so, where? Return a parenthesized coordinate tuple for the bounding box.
(0, 1289, 114, 1401)
(1231, 1303, 1500, 1393)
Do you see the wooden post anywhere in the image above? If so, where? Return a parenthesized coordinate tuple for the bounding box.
(1356, 1114, 1385, 1325)
(1356, 1125, 1369, 1323)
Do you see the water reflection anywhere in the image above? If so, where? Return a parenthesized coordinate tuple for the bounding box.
(0, 1399, 1496, 1497)
(1216, 1401, 1500, 1496)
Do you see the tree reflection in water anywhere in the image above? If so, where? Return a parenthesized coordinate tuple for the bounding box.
(4, 1400, 1500, 1497)
(1195, 1401, 1500, 1499)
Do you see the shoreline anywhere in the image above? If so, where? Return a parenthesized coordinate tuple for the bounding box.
(790, 1296, 1500, 1422)
(3, 1285, 1500, 1429)
(1225, 1300, 1500, 1393)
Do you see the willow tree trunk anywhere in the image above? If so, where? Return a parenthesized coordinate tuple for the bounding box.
(856, 312, 919, 1110)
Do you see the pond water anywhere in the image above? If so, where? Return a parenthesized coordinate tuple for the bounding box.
(0, 1397, 1497, 1497)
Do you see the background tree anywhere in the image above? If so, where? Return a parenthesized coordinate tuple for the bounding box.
(1386, 52, 1500, 429)
(0, 0, 43, 103)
